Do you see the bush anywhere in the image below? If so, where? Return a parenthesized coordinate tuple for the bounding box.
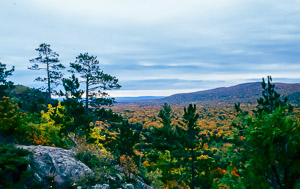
(72, 135, 116, 186)
(144, 168, 164, 188)
(0, 97, 26, 138)
(0, 145, 33, 188)
(120, 155, 140, 180)
(17, 102, 68, 147)
(73, 135, 115, 169)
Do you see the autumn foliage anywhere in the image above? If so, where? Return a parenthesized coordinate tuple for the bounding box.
(1, 74, 300, 188)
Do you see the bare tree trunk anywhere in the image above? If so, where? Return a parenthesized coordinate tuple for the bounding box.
(86, 78, 89, 110)
(46, 54, 51, 101)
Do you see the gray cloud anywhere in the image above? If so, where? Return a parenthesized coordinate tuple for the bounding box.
(1, 0, 300, 96)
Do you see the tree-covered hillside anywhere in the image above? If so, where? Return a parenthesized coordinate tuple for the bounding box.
(123, 82, 300, 106)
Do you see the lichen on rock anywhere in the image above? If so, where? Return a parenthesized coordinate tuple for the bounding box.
(17, 145, 93, 187)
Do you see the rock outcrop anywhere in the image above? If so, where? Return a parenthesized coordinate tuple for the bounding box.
(16, 145, 154, 188)
(135, 180, 154, 189)
(17, 145, 92, 187)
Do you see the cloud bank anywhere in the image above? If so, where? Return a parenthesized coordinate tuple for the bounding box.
(1, 0, 300, 96)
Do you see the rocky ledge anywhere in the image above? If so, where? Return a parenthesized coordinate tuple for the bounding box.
(17, 145, 93, 187)
(16, 145, 154, 189)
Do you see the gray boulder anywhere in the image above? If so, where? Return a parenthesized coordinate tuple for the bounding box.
(135, 180, 154, 189)
(17, 145, 92, 187)
(124, 183, 135, 189)
(90, 184, 110, 189)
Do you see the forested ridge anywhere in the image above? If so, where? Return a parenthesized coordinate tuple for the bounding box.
(117, 82, 300, 106)
(1, 44, 300, 188)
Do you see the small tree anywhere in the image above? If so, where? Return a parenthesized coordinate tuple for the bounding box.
(0, 62, 14, 97)
(255, 76, 292, 115)
(69, 52, 121, 109)
(151, 103, 185, 157)
(0, 97, 26, 143)
(116, 120, 140, 157)
(60, 74, 84, 100)
(29, 43, 65, 100)
(59, 73, 90, 136)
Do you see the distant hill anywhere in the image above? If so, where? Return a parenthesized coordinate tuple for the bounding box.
(115, 96, 164, 102)
(7, 85, 51, 112)
(54, 96, 165, 103)
(121, 82, 300, 106)
(8, 85, 29, 93)
(8, 83, 300, 107)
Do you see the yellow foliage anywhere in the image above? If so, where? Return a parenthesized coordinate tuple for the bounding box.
(196, 155, 210, 160)
(41, 102, 64, 126)
(90, 127, 107, 152)
(142, 160, 150, 167)
(25, 102, 66, 146)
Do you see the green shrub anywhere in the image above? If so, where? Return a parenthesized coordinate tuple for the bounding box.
(72, 135, 116, 187)
(0, 145, 33, 188)
(72, 135, 115, 169)
(144, 168, 164, 188)
(0, 97, 26, 142)
(75, 151, 103, 169)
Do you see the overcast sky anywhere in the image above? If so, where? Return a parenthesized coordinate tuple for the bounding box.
(1, 0, 300, 97)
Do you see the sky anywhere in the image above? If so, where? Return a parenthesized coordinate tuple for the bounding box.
(1, 0, 300, 97)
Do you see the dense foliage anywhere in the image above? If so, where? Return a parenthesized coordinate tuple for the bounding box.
(229, 76, 300, 188)
(0, 145, 33, 188)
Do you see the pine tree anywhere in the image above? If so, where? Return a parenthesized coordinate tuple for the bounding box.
(60, 74, 84, 100)
(116, 120, 140, 157)
(182, 104, 200, 189)
(255, 76, 292, 115)
(69, 53, 121, 109)
(150, 103, 185, 183)
(29, 43, 65, 100)
(0, 62, 14, 98)
(151, 103, 185, 157)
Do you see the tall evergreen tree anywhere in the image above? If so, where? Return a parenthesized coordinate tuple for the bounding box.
(151, 103, 185, 157)
(69, 53, 121, 109)
(149, 103, 185, 184)
(182, 104, 200, 189)
(29, 43, 65, 100)
(116, 120, 140, 157)
(0, 62, 14, 98)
